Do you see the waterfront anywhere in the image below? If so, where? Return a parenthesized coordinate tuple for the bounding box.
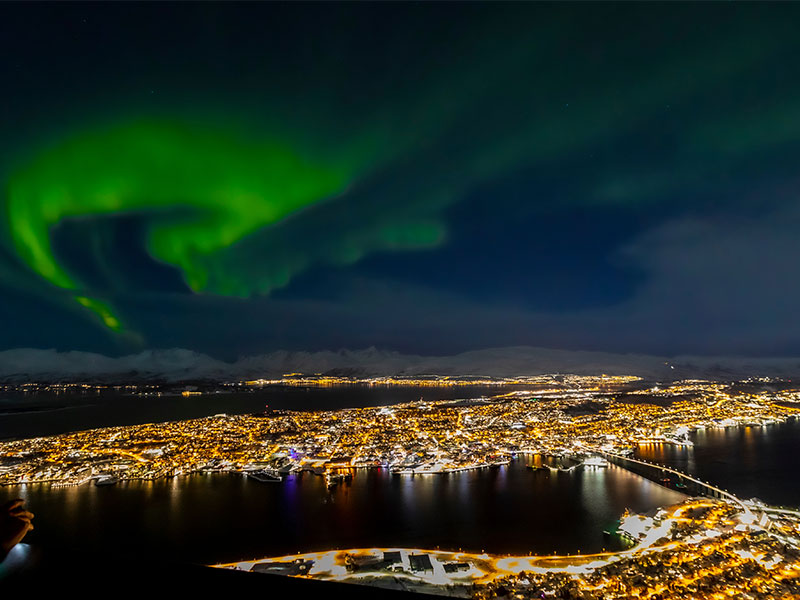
(5, 377, 793, 487)
(225, 496, 800, 599)
(0, 384, 507, 440)
(0, 457, 684, 565)
(636, 418, 800, 508)
(1, 391, 798, 572)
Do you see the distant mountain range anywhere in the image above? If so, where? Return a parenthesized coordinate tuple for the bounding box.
(1, 346, 800, 383)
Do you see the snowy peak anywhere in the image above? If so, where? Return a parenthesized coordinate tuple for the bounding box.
(1, 346, 800, 383)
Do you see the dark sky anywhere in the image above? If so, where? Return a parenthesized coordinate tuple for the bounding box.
(2, 2, 800, 360)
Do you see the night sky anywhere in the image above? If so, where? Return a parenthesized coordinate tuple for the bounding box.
(3, 2, 800, 360)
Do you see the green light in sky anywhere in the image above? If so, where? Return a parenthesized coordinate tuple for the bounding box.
(6, 119, 355, 329)
(74, 295, 122, 331)
(5, 14, 785, 334)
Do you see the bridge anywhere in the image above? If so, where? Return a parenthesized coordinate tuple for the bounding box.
(599, 451, 751, 516)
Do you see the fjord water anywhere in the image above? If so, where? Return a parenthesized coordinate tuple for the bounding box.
(635, 418, 800, 508)
(0, 385, 506, 440)
(2, 386, 797, 566)
(2, 459, 684, 565)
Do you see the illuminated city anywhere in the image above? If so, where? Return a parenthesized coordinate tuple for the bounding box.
(4, 375, 800, 596)
(2, 376, 799, 487)
(5, 2, 800, 595)
(216, 497, 800, 599)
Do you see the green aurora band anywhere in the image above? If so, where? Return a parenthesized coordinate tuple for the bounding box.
(6, 120, 358, 329)
(4, 6, 797, 337)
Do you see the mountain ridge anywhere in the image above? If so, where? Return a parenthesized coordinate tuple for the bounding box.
(1, 346, 800, 383)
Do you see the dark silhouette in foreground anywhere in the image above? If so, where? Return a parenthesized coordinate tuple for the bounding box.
(0, 499, 33, 562)
(0, 500, 436, 596)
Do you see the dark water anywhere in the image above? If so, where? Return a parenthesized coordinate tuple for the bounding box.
(3, 391, 797, 566)
(0, 385, 508, 440)
(1, 459, 684, 564)
(635, 418, 800, 508)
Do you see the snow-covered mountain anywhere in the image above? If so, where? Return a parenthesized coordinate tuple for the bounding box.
(2, 346, 800, 383)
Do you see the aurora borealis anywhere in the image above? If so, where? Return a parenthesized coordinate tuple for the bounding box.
(4, 2, 800, 358)
(7, 119, 356, 326)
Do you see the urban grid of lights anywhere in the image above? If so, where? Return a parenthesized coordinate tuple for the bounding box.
(3, 375, 800, 598)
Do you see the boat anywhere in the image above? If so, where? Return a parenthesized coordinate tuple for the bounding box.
(390, 463, 422, 474)
(527, 464, 549, 471)
(273, 457, 296, 474)
(583, 456, 609, 468)
(94, 475, 118, 486)
(246, 468, 282, 483)
(325, 472, 346, 487)
(412, 462, 445, 474)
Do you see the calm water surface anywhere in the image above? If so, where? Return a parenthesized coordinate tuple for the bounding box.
(635, 417, 800, 507)
(2, 459, 683, 564)
(0, 385, 509, 440)
(2, 390, 796, 565)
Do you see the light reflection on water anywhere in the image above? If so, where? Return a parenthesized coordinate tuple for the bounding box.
(635, 418, 800, 507)
(2, 458, 683, 564)
(5, 420, 795, 565)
